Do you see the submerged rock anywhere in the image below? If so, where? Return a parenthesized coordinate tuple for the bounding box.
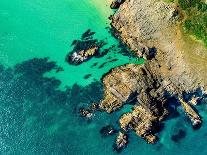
(90, 103, 101, 111)
(171, 129, 186, 143)
(100, 125, 117, 136)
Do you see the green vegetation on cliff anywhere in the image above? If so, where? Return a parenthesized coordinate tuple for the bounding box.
(178, 0, 207, 46)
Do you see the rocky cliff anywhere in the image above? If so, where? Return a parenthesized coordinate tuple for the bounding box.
(111, 0, 207, 91)
(98, 0, 207, 146)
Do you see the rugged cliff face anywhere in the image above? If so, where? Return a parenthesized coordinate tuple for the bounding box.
(98, 0, 207, 146)
(111, 0, 207, 91)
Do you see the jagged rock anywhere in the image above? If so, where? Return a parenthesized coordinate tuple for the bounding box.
(111, 0, 207, 91)
(99, 0, 207, 144)
(189, 95, 200, 106)
(99, 63, 170, 143)
(179, 97, 202, 129)
(99, 64, 141, 113)
(110, 0, 125, 9)
(113, 132, 128, 152)
(68, 47, 99, 65)
(120, 105, 158, 143)
(100, 125, 117, 136)
(90, 103, 100, 111)
(79, 108, 93, 118)
(99, 58, 203, 143)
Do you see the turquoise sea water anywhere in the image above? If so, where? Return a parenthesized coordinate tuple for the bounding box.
(0, 0, 207, 155)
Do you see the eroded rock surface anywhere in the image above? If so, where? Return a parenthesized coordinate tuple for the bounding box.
(111, 0, 207, 91)
(98, 0, 207, 145)
(120, 105, 159, 143)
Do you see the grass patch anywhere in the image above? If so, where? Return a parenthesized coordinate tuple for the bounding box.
(178, 0, 207, 46)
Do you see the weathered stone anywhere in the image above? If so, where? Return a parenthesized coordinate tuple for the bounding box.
(113, 132, 128, 152)
(120, 105, 158, 143)
(98, 0, 207, 146)
(111, 0, 207, 91)
(179, 97, 202, 129)
(68, 47, 99, 65)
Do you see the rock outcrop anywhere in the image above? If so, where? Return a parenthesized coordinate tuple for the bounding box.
(68, 47, 99, 65)
(99, 63, 170, 143)
(179, 97, 202, 129)
(111, 0, 207, 91)
(120, 105, 159, 143)
(98, 0, 207, 145)
(66, 29, 107, 65)
(110, 0, 125, 9)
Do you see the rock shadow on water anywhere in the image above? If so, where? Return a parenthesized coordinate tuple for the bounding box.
(147, 47, 157, 60)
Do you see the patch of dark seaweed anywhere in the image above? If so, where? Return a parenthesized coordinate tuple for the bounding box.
(165, 97, 181, 120)
(98, 62, 108, 69)
(84, 74, 92, 79)
(81, 29, 96, 40)
(108, 58, 118, 63)
(0, 58, 104, 154)
(90, 62, 98, 68)
(171, 129, 186, 143)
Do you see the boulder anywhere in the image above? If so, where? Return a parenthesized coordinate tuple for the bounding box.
(100, 125, 117, 136)
(68, 47, 99, 65)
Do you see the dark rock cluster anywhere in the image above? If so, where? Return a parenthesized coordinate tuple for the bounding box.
(110, 0, 125, 9)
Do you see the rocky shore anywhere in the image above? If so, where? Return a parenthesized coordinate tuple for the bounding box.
(110, 0, 125, 9)
(97, 0, 207, 146)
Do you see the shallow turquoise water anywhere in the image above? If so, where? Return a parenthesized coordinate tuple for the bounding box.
(0, 0, 143, 88)
(0, 0, 207, 155)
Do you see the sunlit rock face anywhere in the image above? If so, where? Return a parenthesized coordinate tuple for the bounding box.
(99, 0, 207, 145)
(111, 0, 207, 92)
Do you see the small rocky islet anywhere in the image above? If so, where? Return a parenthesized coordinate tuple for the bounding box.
(65, 29, 107, 65)
(80, 0, 207, 152)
